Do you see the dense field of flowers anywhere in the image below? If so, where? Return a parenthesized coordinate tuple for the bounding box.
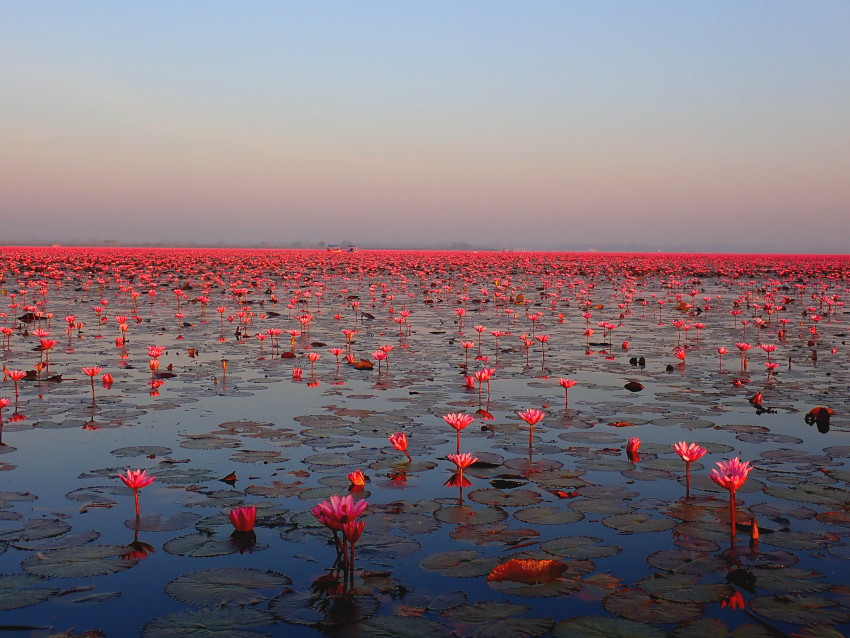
(0, 247, 848, 637)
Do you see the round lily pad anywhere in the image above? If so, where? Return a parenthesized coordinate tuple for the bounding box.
(165, 567, 291, 606)
(603, 588, 702, 623)
(553, 616, 666, 638)
(269, 590, 379, 626)
(142, 606, 275, 638)
(0, 574, 59, 611)
(21, 544, 138, 578)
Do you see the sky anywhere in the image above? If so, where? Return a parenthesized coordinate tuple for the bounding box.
(1, 1, 848, 252)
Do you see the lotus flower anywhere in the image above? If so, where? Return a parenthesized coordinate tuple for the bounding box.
(118, 469, 155, 517)
(229, 505, 257, 532)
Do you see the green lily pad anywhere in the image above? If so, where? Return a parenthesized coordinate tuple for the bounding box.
(603, 588, 702, 623)
(638, 573, 733, 603)
(0, 518, 72, 542)
(21, 544, 138, 578)
(672, 618, 775, 637)
(0, 573, 59, 611)
(450, 523, 539, 546)
(10, 529, 100, 551)
(433, 505, 507, 526)
(602, 513, 676, 533)
(245, 481, 306, 498)
(442, 601, 554, 637)
(126, 512, 201, 532)
(553, 616, 667, 638)
(514, 506, 583, 525)
(468, 488, 543, 507)
(142, 606, 275, 638)
(111, 445, 172, 458)
(540, 536, 621, 560)
(165, 568, 291, 606)
(337, 615, 452, 637)
(163, 534, 239, 557)
(752, 568, 829, 593)
(748, 594, 849, 625)
(419, 550, 501, 578)
(269, 590, 380, 626)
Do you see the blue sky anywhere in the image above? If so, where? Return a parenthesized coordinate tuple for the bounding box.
(1, 1, 848, 251)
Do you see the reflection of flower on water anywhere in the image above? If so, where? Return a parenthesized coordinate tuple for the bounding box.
(229, 530, 258, 554)
(121, 530, 155, 561)
(228, 505, 257, 532)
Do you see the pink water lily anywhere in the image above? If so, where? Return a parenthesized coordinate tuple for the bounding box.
(118, 469, 155, 517)
(228, 505, 257, 532)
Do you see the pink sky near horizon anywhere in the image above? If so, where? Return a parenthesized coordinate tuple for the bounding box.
(1, 2, 848, 253)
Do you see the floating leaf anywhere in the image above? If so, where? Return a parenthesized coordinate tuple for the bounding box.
(540, 536, 620, 560)
(155, 468, 217, 484)
(638, 573, 733, 603)
(357, 535, 421, 560)
(21, 545, 138, 578)
(748, 594, 849, 625)
(751, 568, 829, 593)
(433, 505, 507, 526)
(672, 618, 775, 637)
(126, 512, 201, 532)
(602, 513, 676, 533)
(111, 445, 172, 458)
(552, 616, 666, 638)
(603, 588, 702, 623)
(468, 488, 542, 507)
(514, 506, 583, 525)
(10, 529, 100, 551)
(337, 615, 451, 637)
(142, 606, 275, 638)
(245, 481, 306, 498)
(0, 574, 58, 611)
(442, 601, 554, 638)
(450, 523, 539, 546)
(165, 568, 291, 606)
(229, 450, 284, 464)
(419, 550, 500, 578)
(647, 549, 726, 574)
(163, 534, 239, 557)
(269, 590, 379, 626)
(0, 518, 72, 542)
